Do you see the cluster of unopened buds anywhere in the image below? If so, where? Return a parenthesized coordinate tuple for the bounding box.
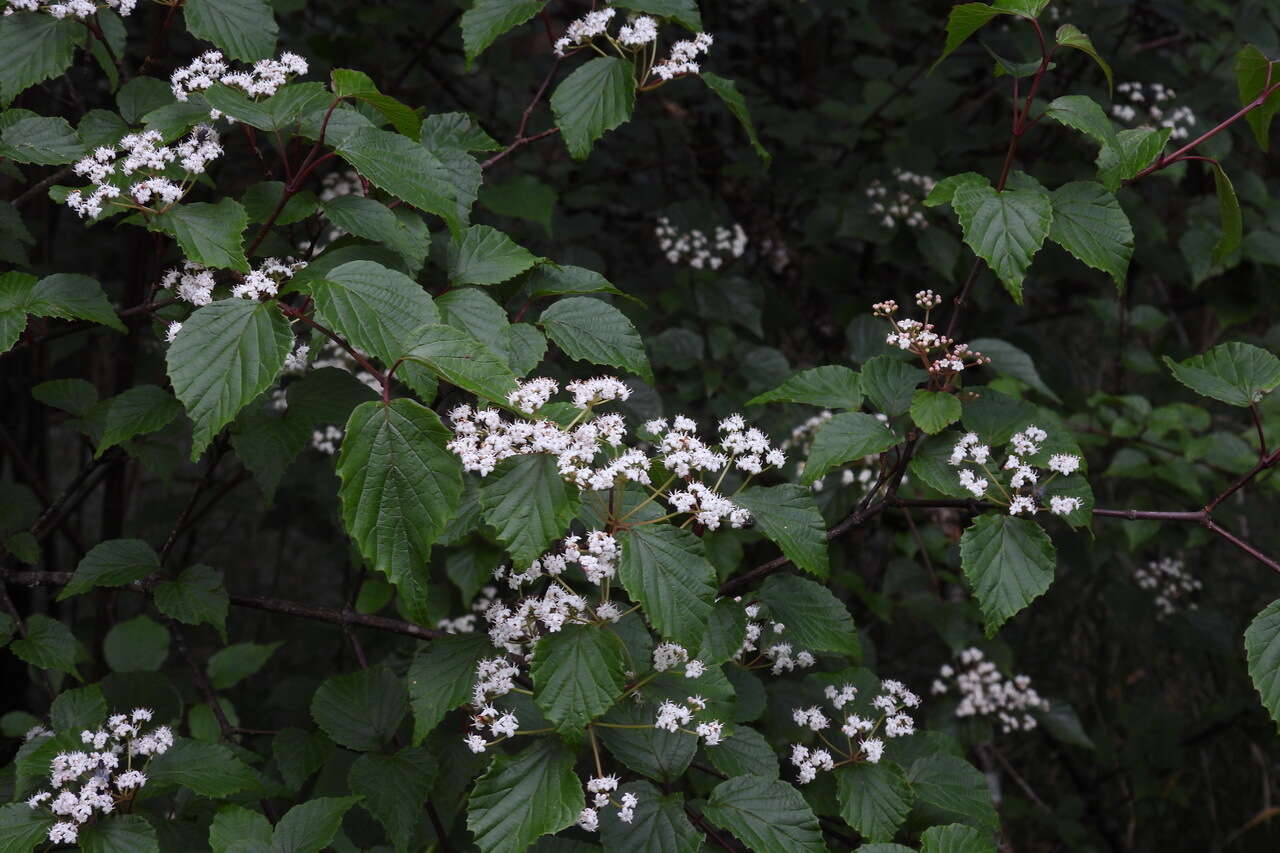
(553, 7, 713, 83)
(866, 168, 937, 230)
(787, 410, 902, 495)
(788, 680, 919, 783)
(170, 50, 309, 112)
(576, 774, 638, 831)
(162, 258, 306, 343)
(733, 600, 817, 673)
(24, 708, 171, 846)
(66, 125, 223, 218)
(654, 217, 748, 269)
(950, 427, 1084, 517)
(931, 647, 1048, 733)
(1112, 81, 1196, 141)
(1134, 556, 1201, 619)
(873, 291, 990, 383)
(3, 0, 133, 18)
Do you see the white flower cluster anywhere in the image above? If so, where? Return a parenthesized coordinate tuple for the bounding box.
(786, 410, 900, 495)
(554, 7, 617, 55)
(463, 659, 523, 753)
(788, 680, 919, 783)
(866, 168, 937, 230)
(231, 257, 306, 301)
(654, 217, 748, 269)
(162, 261, 218, 307)
(651, 32, 713, 80)
(3, 0, 133, 18)
(67, 125, 223, 218)
(25, 709, 170, 846)
(931, 647, 1048, 733)
(653, 695, 724, 746)
(950, 428, 1084, 517)
(436, 585, 501, 634)
(1133, 556, 1201, 619)
(464, 703, 520, 753)
(651, 642, 708, 678)
(171, 50, 309, 106)
(872, 292, 990, 378)
(485, 581, 593, 654)
(161, 258, 305, 345)
(577, 775, 638, 832)
(553, 7, 713, 82)
(732, 601, 817, 674)
(1112, 81, 1196, 141)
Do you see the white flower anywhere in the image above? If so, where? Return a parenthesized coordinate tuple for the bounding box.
(1048, 453, 1081, 475)
(577, 807, 600, 831)
(1049, 496, 1083, 516)
(696, 720, 724, 745)
(618, 792, 638, 823)
(1009, 496, 1037, 516)
(463, 734, 487, 753)
(860, 737, 885, 763)
(587, 775, 619, 793)
(618, 15, 658, 45)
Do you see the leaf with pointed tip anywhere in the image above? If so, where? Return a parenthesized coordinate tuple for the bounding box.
(836, 762, 913, 842)
(952, 183, 1052, 303)
(9, 614, 78, 679)
(597, 703, 697, 781)
(29, 274, 125, 332)
(1055, 24, 1112, 93)
(1163, 342, 1280, 408)
(450, 224, 541, 286)
(1235, 45, 1280, 151)
(0, 803, 56, 852)
(0, 14, 79, 106)
(550, 57, 636, 161)
(532, 624, 627, 734)
(911, 390, 962, 435)
(91, 385, 183, 458)
(924, 172, 990, 208)
(959, 514, 1056, 635)
(600, 781, 701, 853)
(335, 126, 475, 233)
(618, 524, 716, 649)
(466, 739, 584, 853)
(1096, 127, 1169, 190)
(404, 323, 518, 405)
(801, 411, 901, 484)
(148, 738, 258, 797)
(349, 747, 438, 853)
(1211, 163, 1242, 264)
(311, 260, 439, 365)
(0, 115, 84, 164)
(155, 199, 250, 271)
(921, 823, 998, 853)
(908, 754, 999, 834)
(707, 726, 780, 779)
(183, 0, 277, 61)
(701, 72, 770, 165)
(78, 815, 159, 853)
(271, 797, 361, 853)
(408, 632, 493, 744)
(311, 665, 408, 752)
(210, 805, 272, 853)
(747, 365, 862, 410)
(539, 296, 653, 383)
(1246, 599, 1280, 727)
(153, 564, 229, 639)
(59, 539, 159, 601)
(702, 775, 826, 853)
(734, 485, 829, 578)
(480, 455, 580, 568)
(758, 574, 859, 656)
(967, 338, 1059, 401)
(933, 4, 1006, 70)
(460, 0, 543, 64)
(1048, 181, 1133, 290)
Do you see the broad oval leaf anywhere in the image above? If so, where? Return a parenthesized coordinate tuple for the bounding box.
(1162, 342, 1280, 408)
(907, 754, 999, 835)
(910, 390, 962, 435)
(539, 296, 654, 383)
(1048, 181, 1133, 290)
(599, 780, 701, 853)
(450, 224, 541, 286)
(183, 0, 278, 62)
(1245, 599, 1280, 727)
(758, 574, 859, 656)
(837, 761, 913, 842)
(734, 484, 829, 578)
(952, 183, 1053, 304)
(531, 624, 627, 733)
(466, 739, 584, 853)
(702, 775, 826, 853)
(58, 538, 159, 601)
(404, 323, 518, 404)
(155, 199, 251, 272)
(549, 57, 636, 161)
(310, 665, 408, 752)
(959, 514, 1056, 636)
(480, 454, 580, 568)
(801, 411, 901, 485)
(618, 524, 716, 649)
(747, 365, 862, 410)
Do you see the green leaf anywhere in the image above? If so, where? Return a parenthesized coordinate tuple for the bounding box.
(78, 815, 159, 853)
(952, 183, 1052, 303)
(910, 390, 962, 435)
(337, 399, 463, 587)
(734, 485, 829, 578)
(932, 4, 1005, 70)
(532, 624, 627, 733)
(967, 338, 1059, 401)
(1096, 127, 1169, 190)
(404, 323, 518, 404)
(104, 615, 169, 672)
(522, 264, 628, 300)
(408, 632, 494, 743)
(183, 0, 278, 61)
(1047, 181, 1133, 290)
(270, 796, 361, 853)
(329, 69, 420, 138)
(0, 115, 84, 165)
(349, 747, 438, 853)
(959, 514, 1056, 636)
(907, 754, 999, 834)
(747, 365, 862, 410)
(1211, 163, 1243, 264)
(598, 703, 696, 781)
(702, 775, 826, 853)
(801, 412, 901, 484)
(272, 728, 333, 790)
(0, 803, 54, 853)
(701, 72, 771, 165)
(1055, 24, 1112, 93)
(148, 738, 258, 797)
(92, 385, 183, 458)
(153, 564, 229, 639)
(242, 181, 319, 225)
(1245, 599, 1280, 726)
(0, 271, 35, 352)
(550, 57, 636, 161)
(921, 824, 997, 853)
(923, 172, 990, 208)
(480, 455, 581, 568)
(466, 739, 584, 853)
(310, 259, 439, 367)
(421, 112, 502, 151)
(539, 296, 654, 383)
(837, 762, 913, 843)
(310, 665, 408, 752)
(336, 126, 477, 233)
(210, 806, 273, 853)
(155, 199, 250, 271)
(758, 574, 859, 656)
(202, 83, 330, 133)
(460, 0, 543, 63)
(31, 378, 98, 416)
(0, 14, 79, 106)
(618, 524, 716, 649)
(29, 273, 125, 333)
(1235, 45, 1280, 151)
(450, 224, 541, 286)
(207, 641, 281, 688)
(50, 684, 106, 731)
(706, 725, 780, 779)
(58, 538, 159, 601)
(610, 0, 703, 31)
(480, 175, 558, 236)
(1045, 95, 1118, 152)
(600, 781, 701, 853)
(1162, 342, 1280, 407)
(323, 196, 428, 273)
(861, 355, 927, 416)
(167, 298, 292, 459)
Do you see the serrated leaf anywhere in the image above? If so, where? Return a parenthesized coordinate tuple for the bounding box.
(1045, 95, 1118, 152)
(336, 126, 476, 233)
(0, 803, 55, 853)
(31, 378, 98, 416)
(758, 574, 859, 656)
(323, 195, 428, 272)
(408, 632, 493, 744)
(532, 624, 627, 733)
(1235, 44, 1280, 151)
(837, 761, 913, 843)
(466, 739, 584, 853)
(78, 815, 159, 853)
(480, 175, 558, 236)
(450, 224, 540, 286)
(907, 754, 999, 834)
(539, 296, 653, 383)
(59, 539, 159, 601)
(207, 641, 281, 688)
(1055, 24, 1112, 93)
(349, 747, 438, 853)
(337, 399, 462, 586)
(734, 485, 829, 578)
(952, 183, 1052, 303)
(1246, 599, 1280, 726)
(421, 112, 501, 151)
(0, 115, 84, 164)
(91, 385, 183, 458)
(103, 615, 169, 672)
(932, 4, 1005, 70)
(50, 684, 106, 731)
(271, 796, 360, 853)
(1047, 181, 1133, 290)
(210, 805, 273, 853)
(155, 199, 250, 271)
(521, 264, 627, 300)
(701, 72, 770, 165)
(801, 411, 901, 484)
(404, 323, 518, 404)
(167, 298, 292, 459)
(911, 390, 962, 435)
(747, 365, 862, 409)
(610, 0, 702, 31)
(1211, 163, 1242, 264)
(11, 614, 80, 679)
(460, 0, 543, 63)
(861, 354, 927, 416)
(148, 738, 258, 797)
(618, 524, 716, 649)
(29, 273, 125, 333)
(1096, 127, 1169, 190)
(0, 14, 79, 106)
(1162, 342, 1280, 407)
(924, 172, 990, 208)
(597, 703, 697, 781)
(183, 0, 278, 61)
(480, 455, 580, 568)
(550, 57, 636, 161)
(311, 665, 408, 752)
(702, 775, 826, 853)
(600, 781, 701, 853)
(153, 564, 229, 639)
(202, 83, 330, 133)
(706, 725, 780, 779)
(920, 823, 997, 853)
(959, 514, 1056, 635)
